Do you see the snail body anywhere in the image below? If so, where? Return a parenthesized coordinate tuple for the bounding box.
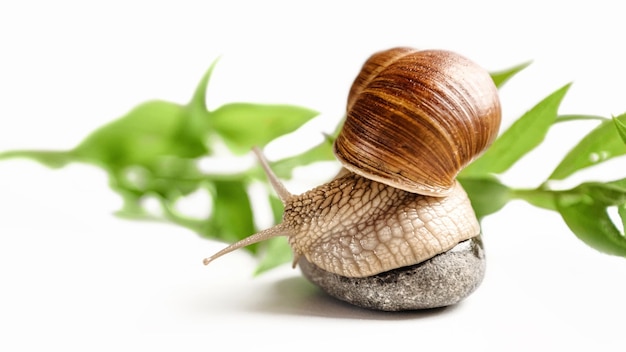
(204, 47, 501, 309)
(283, 173, 480, 278)
(206, 161, 479, 278)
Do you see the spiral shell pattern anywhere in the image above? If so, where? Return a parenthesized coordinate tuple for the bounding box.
(334, 47, 501, 196)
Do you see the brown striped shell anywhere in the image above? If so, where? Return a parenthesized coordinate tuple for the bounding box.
(334, 47, 502, 197)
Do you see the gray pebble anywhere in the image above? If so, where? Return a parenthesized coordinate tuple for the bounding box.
(299, 235, 486, 311)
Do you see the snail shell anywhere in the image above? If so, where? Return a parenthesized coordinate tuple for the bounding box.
(334, 47, 501, 196)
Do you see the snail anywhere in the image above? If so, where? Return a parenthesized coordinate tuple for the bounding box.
(203, 47, 501, 310)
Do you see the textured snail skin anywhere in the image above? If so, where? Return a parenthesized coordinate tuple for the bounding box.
(204, 165, 481, 279)
(283, 172, 480, 278)
(335, 47, 501, 197)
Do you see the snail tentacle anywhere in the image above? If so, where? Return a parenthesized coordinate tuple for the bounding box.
(203, 223, 292, 265)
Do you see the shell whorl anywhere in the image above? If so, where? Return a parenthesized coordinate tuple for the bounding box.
(334, 47, 502, 197)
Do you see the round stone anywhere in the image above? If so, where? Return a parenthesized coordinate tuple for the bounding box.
(299, 235, 486, 311)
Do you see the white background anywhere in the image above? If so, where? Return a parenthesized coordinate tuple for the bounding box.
(1, 1, 625, 351)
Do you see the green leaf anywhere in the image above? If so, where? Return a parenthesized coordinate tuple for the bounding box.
(619, 204, 626, 235)
(113, 187, 152, 219)
(163, 179, 259, 255)
(211, 103, 319, 154)
(253, 237, 292, 276)
(556, 194, 626, 257)
(72, 100, 189, 167)
(511, 187, 557, 211)
(0, 62, 218, 173)
(144, 156, 204, 198)
(206, 179, 258, 253)
(268, 193, 284, 225)
(614, 115, 626, 144)
(458, 176, 511, 220)
(253, 193, 292, 275)
(461, 83, 571, 177)
(189, 58, 218, 113)
(555, 114, 608, 123)
(573, 179, 626, 206)
(548, 113, 626, 181)
(0, 150, 74, 168)
(512, 178, 626, 215)
(490, 61, 532, 88)
(176, 59, 219, 152)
